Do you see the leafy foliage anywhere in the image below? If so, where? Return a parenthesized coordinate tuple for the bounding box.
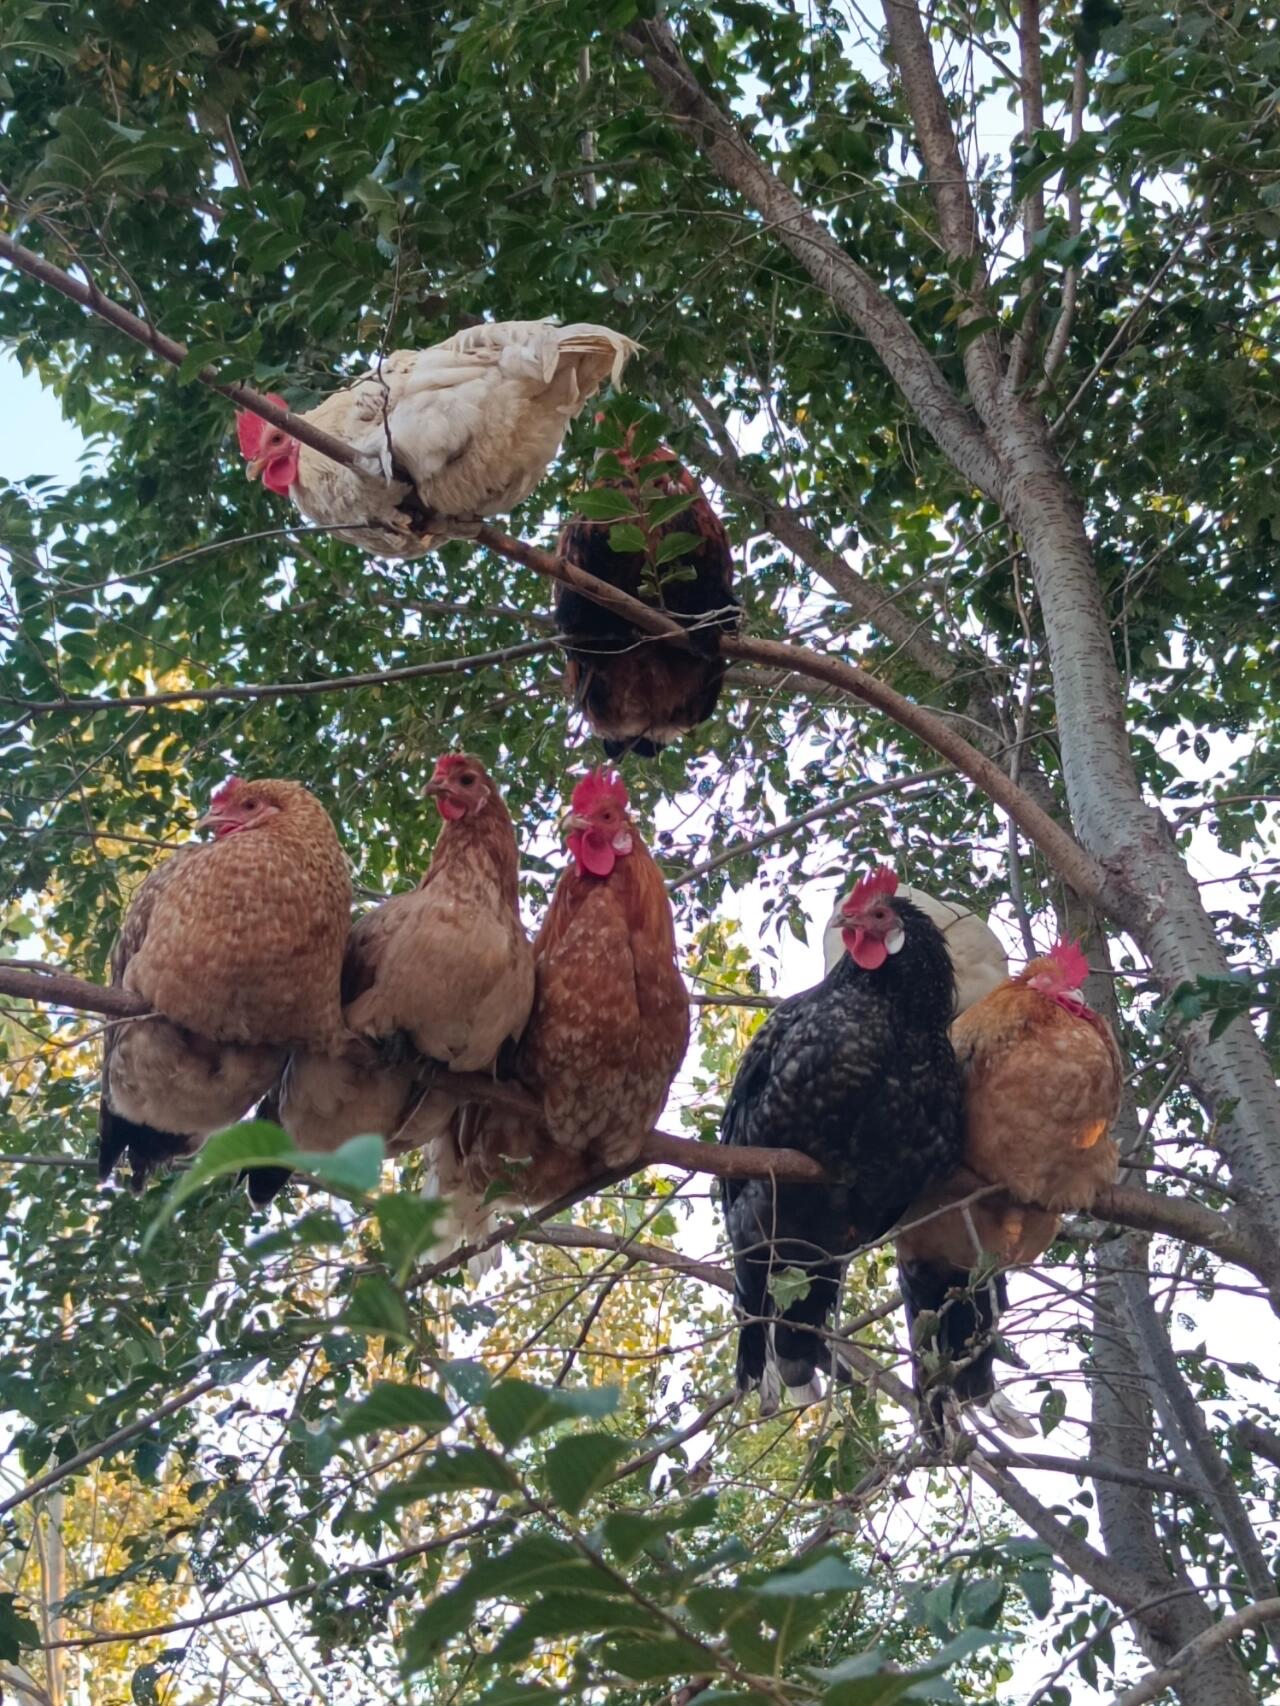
(1, 1, 1277, 1702)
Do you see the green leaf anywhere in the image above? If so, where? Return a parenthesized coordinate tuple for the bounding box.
(294, 1133, 385, 1194)
(334, 1381, 451, 1441)
(543, 1431, 634, 1515)
(572, 488, 636, 522)
(140, 1121, 293, 1251)
(653, 530, 701, 565)
(644, 491, 696, 527)
(342, 1275, 412, 1342)
(755, 1552, 869, 1597)
(603, 1493, 718, 1564)
(0, 1593, 38, 1663)
(483, 1379, 619, 1448)
(377, 1446, 520, 1509)
(608, 523, 648, 554)
(375, 1192, 445, 1285)
(766, 1265, 813, 1312)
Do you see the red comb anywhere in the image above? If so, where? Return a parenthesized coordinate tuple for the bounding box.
(236, 394, 289, 458)
(570, 768, 629, 815)
(846, 865, 898, 911)
(1049, 938, 1090, 989)
(432, 753, 480, 779)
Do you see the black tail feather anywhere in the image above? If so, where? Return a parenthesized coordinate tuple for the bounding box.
(241, 1087, 291, 1206)
(97, 1106, 192, 1193)
(899, 1256, 1008, 1443)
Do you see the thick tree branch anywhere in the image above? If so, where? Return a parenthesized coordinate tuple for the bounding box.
(620, 19, 1000, 494)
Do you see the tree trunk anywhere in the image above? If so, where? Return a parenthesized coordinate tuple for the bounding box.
(1092, 1235, 1258, 1704)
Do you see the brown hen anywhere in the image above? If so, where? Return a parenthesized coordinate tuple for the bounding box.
(897, 938, 1123, 1434)
(99, 778, 352, 1191)
(278, 755, 534, 1174)
(429, 768, 689, 1264)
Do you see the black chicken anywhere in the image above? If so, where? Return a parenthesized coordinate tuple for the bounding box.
(556, 442, 738, 758)
(720, 866, 963, 1412)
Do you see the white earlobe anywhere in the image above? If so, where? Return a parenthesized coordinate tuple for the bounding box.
(886, 926, 906, 956)
(612, 830, 633, 854)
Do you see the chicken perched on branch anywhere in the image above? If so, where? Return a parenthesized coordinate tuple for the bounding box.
(897, 939, 1123, 1438)
(824, 882, 1008, 1017)
(236, 320, 638, 557)
(428, 769, 689, 1258)
(99, 779, 351, 1192)
(721, 866, 963, 1411)
(278, 755, 534, 1172)
(555, 428, 738, 757)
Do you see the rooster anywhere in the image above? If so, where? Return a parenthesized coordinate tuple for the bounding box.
(277, 755, 534, 1180)
(99, 779, 352, 1192)
(720, 866, 963, 1411)
(236, 320, 638, 557)
(426, 768, 689, 1260)
(556, 437, 738, 757)
(824, 882, 1008, 1017)
(897, 938, 1123, 1437)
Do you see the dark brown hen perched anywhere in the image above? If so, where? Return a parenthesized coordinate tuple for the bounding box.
(556, 438, 738, 757)
(720, 867, 963, 1412)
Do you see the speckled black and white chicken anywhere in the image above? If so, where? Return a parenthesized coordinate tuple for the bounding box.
(720, 866, 964, 1409)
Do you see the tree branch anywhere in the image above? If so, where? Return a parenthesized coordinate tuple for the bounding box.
(666, 768, 951, 890)
(1111, 1599, 1280, 1706)
(0, 640, 556, 723)
(5, 960, 1263, 1273)
(878, 0, 1005, 410)
(620, 19, 1000, 494)
(0, 228, 371, 478)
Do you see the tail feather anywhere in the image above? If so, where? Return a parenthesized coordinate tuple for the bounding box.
(97, 1106, 193, 1193)
(899, 1256, 1007, 1443)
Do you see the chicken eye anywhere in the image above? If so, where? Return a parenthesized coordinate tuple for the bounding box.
(241, 797, 257, 810)
(460, 772, 477, 786)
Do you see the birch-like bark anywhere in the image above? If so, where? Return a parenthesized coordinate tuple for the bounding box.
(1092, 1237, 1257, 1704)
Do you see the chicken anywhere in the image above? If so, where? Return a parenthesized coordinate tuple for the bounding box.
(555, 438, 738, 757)
(426, 768, 689, 1261)
(721, 866, 964, 1411)
(98, 778, 352, 1192)
(823, 882, 1008, 1017)
(236, 320, 638, 557)
(277, 754, 534, 1173)
(897, 938, 1123, 1436)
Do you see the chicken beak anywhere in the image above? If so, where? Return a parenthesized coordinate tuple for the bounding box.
(245, 457, 266, 481)
(559, 810, 590, 837)
(195, 809, 231, 835)
(422, 778, 450, 801)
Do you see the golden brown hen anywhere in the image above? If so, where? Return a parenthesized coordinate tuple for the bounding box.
(897, 939, 1123, 1433)
(428, 768, 689, 1263)
(278, 754, 534, 1168)
(98, 778, 352, 1191)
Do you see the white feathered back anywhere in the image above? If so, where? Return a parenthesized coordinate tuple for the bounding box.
(822, 882, 1009, 1016)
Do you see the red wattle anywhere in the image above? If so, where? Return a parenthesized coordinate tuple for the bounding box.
(570, 829, 616, 878)
(844, 927, 888, 971)
(264, 448, 299, 494)
(437, 796, 466, 822)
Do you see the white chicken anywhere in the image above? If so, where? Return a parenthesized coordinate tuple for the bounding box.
(822, 881, 1008, 1016)
(236, 319, 639, 557)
